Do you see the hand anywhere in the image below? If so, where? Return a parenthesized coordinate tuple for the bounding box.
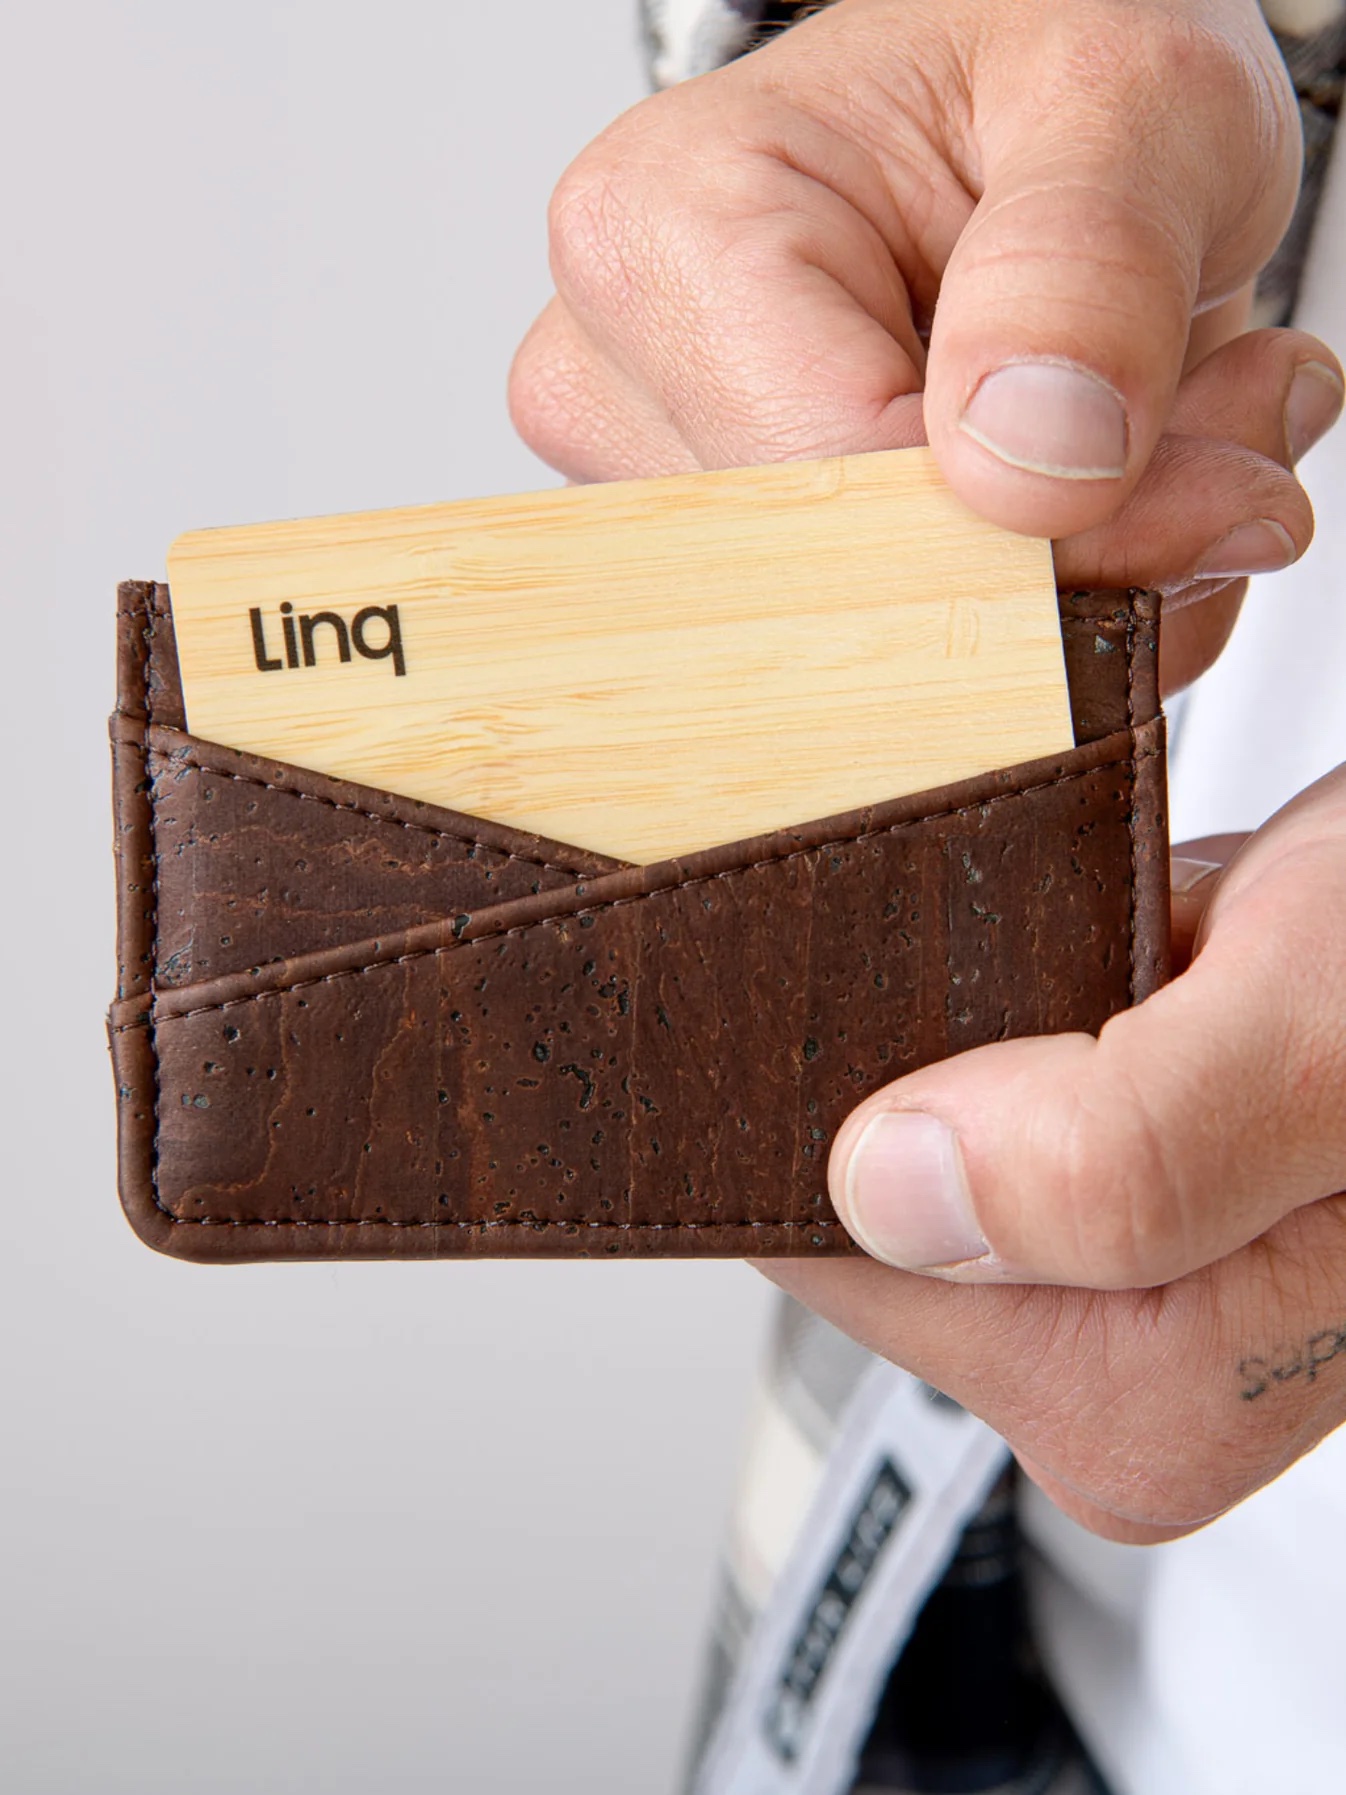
(761, 770, 1346, 1544)
(509, 0, 1342, 686)
(508, 0, 1346, 1543)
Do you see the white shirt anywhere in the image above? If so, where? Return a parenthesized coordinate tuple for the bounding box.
(1026, 121, 1346, 1795)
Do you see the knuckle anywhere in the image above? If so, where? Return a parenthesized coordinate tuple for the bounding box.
(505, 320, 566, 460)
(1111, 9, 1299, 238)
(1061, 4, 1254, 103)
(1128, 10, 1250, 95)
(506, 318, 611, 474)
(546, 130, 660, 311)
(545, 102, 785, 322)
(1036, 5, 1291, 212)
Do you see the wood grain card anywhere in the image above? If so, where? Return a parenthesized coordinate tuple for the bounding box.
(166, 448, 1071, 864)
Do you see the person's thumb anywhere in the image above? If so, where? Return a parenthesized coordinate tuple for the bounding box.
(827, 773, 1346, 1288)
(923, 14, 1301, 538)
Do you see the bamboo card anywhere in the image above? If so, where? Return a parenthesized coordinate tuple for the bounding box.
(165, 448, 1071, 864)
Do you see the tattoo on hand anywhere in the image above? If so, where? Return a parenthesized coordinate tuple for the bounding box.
(1239, 1323, 1346, 1402)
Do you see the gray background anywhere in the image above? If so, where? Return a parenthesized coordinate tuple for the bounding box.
(1, 6, 773, 1790)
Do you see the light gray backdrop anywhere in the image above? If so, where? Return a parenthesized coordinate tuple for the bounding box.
(0, 7, 773, 1790)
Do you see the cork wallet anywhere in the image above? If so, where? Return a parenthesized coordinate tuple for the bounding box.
(108, 580, 1168, 1263)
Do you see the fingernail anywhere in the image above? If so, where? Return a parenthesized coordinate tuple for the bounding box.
(1286, 361, 1344, 463)
(959, 361, 1128, 480)
(1170, 855, 1222, 892)
(1195, 519, 1295, 580)
(839, 1111, 988, 1270)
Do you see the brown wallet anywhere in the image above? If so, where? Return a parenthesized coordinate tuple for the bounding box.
(109, 579, 1168, 1263)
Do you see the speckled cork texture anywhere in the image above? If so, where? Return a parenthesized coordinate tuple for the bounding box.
(108, 582, 1167, 1262)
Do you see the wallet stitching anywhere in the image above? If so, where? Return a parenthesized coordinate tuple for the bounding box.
(136, 1216, 842, 1233)
(125, 581, 599, 877)
(128, 583, 1152, 1236)
(132, 587, 840, 1234)
(137, 754, 1154, 1030)
(125, 594, 1135, 888)
(1125, 614, 1138, 1009)
(149, 749, 595, 880)
(143, 604, 166, 1228)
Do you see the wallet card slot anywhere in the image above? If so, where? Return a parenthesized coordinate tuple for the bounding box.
(114, 580, 624, 991)
(138, 725, 621, 988)
(128, 588, 1161, 1000)
(116, 716, 1165, 1257)
(113, 583, 1156, 992)
(111, 580, 1169, 1261)
(146, 720, 1161, 1018)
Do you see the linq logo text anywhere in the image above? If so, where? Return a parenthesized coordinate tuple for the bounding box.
(249, 602, 406, 677)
